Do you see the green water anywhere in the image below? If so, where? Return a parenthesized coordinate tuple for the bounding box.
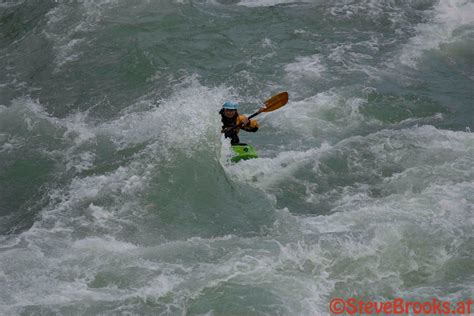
(0, 0, 473, 315)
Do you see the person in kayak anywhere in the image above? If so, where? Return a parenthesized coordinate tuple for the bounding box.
(219, 101, 260, 145)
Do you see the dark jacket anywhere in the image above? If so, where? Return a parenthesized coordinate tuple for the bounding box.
(220, 109, 259, 145)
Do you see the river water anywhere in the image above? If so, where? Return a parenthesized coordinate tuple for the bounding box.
(0, 0, 473, 315)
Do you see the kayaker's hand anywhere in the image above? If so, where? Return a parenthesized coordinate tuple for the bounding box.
(241, 117, 249, 126)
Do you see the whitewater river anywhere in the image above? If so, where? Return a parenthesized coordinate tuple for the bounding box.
(0, 0, 473, 315)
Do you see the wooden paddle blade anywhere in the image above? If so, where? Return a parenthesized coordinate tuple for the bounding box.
(263, 92, 289, 112)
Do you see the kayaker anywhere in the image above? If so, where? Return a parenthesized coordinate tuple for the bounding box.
(219, 101, 261, 145)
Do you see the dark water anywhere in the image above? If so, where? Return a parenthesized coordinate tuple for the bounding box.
(0, 0, 473, 314)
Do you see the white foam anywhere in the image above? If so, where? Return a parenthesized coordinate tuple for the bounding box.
(225, 125, 474, 240)
(264, 90, 373, 143)
(268, 177, 473, 301)
(6, 97, 100, 173)
(66, 165, 147, 201)
(327, 0, 405, 21)
(65, 151, 95, 172)
(98, 77, 229, 155)
(399, 0, 474, 68)
(44, 0, 120, 70)
(134, 273, 182, 303)
(2, 161, 471, 313)
(225, 144, 330, 191)
(284, 54, 326, 81)
(0, 0, 24, 7)
(326, 38, 382, 80)
(88, 203, 112, 220)
(0, 134, 24, 153)
(54, 38, 85, 68)
(73, 236, 137, 253)
(261, 38, 275, 49)
(5, 97, 469, 316)
(237, 0, 310, 7)
(219, 134, 235, 165)
(0, 79, 238, 263)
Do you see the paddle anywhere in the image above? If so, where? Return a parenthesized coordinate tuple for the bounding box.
(223, 92, 289, 134)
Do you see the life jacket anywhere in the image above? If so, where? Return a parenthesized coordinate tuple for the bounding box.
(219, 109, 259, 134)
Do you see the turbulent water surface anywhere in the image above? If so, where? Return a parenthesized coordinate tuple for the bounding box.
(0, 0, 473, 315)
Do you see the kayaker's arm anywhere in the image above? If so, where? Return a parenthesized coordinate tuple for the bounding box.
(243, 125, 258, 132)
(237, 115, 259, 132)
(221, 92, 288, 135)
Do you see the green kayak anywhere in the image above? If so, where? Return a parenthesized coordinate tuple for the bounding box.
(231, 144, 258, 163)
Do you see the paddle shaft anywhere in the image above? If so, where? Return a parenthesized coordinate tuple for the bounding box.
(223, 109, 262, 134)
(223, 92, 288, 134)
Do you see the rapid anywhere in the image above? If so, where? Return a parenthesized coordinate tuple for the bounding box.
(0, 0, 473, 315)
